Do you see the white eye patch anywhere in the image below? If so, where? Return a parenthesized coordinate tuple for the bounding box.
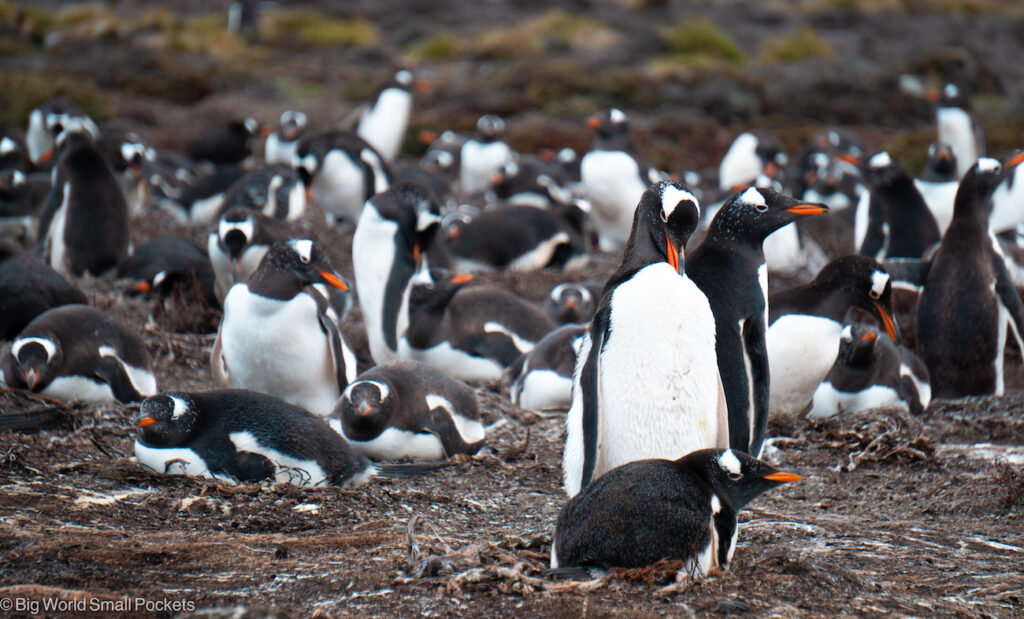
(718, 449, 742, 475)
(868, 152, 892, 169)
(12, 337, 56, 361)
(870, 270, 889, 299)
(289, 239, 313, 263)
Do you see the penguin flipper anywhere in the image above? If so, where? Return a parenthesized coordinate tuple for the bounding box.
(230, 450, 278, 483)
(307, 286, 350, 392)
(458, 333, 521, 368)
(743, 316, 770, 456)
(423, 406, 484, 457)
(92, 356, 145, 403)
(881, 258, 932, 290)
(579, 306, 610, 490)
(211, 326, 230, 386)
(35, 170, 64, 251)
(993, 255, 1024, 353)
(895, 374, 924, 416)
(714, 371, 730, 451)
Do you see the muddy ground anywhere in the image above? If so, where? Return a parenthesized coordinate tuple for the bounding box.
(2, 0, 1024, 616)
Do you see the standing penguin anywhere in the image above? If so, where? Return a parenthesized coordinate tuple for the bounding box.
(356, 70, 428, 162)
(810, 323, 931, 418)
(459, 115, 513, 196)
(914, 143, 960, 235)
(25, 98, 99, 167)
(717, 132, 787, 194)
(989, 152, 1024, 235)
(187, 117, 261, 167)
(767, 256, 900, 417)
(930, 83, 983, 179)
(330, 360, 485, 461)
(856, 151, 940, 260)
(686, 187, 828, 457)
(293, 130, 391, 224)
(212, 239, 357, 415)
(0, 305, 156, 404)
(917, 158, 1024, 398)
(579, 109, 665, 251)
(552, 448, 802, 575)
(265, 110, 308, 165)
(563, 181, 728, 498)
(208, 205, 299, 304)
(36, 126, 130, 277)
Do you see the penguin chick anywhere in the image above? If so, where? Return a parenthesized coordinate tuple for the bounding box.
(211, 239, 357, 415)
(0, 305, 156, 404)
(330, 360, 485, 461)
(552, 448, 802, 576)
(809, 323, 931, 418)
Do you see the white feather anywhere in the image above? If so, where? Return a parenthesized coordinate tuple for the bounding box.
(767, 315, 843, 416)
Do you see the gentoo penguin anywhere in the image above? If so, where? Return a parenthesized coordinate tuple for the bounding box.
(686, 187, 828, 456)
(0, 166, 40, 239)
(579, 109, 665, 251)
(265, 110, 308, 165)
(718, 132, 787, 193)
(445, 205, 585, 272)
(0, 240, 86, 340)
(208, 205, 298, 304)
(135, 389, 376, 487)
(119, 237, 215, 297)
(293, 130, 391, 223)
(459, 115, 513, 196)
(401, 266, 555, 381)
(420, 129, 465, 188)
(507, 324, 586, 412)
(856, 151, 940, 260)
(930, 83, 983, 179)
(917, 158, 1024, 398)
(914, 143, 960, 236)
(160, 166, 247, 224)
(357, 70, 428, 162)
(25, 98, 99, 167)
(551, 448, 802, 575)
(489, 156, 574, 209)
(767, 256, 900, 417)
(543, 281, 602, 325)
(186, 118, 261, 167)
(36, 126, 130, 277)
(0, 305, 156, 403)
(563, 181, 728, 498)
(809, 323, 931, 418)
(212, 239, 357, 415)
(329, 360, 485, 461)
(218, 164, 306, 222)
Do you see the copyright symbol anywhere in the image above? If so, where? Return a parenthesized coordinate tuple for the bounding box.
(0, 597, 13, 610)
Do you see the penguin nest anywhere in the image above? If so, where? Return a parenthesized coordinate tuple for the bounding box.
(809, 408, 933, 471)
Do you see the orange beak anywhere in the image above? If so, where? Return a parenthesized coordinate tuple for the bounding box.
(259, 125, 273, 138)
(874, 302, 899, 342)
(489, 172, 505, 186)
(1007, 152, 1024, 169)
(763, 471, 804, 483)
(22, 369, 40, 390)
(786, 204, 829, 216)
(665, 235, 681, 273)
(134, 281, 151, 292)
(319, 270, 349, 291)
(39, 149, 54, 163)
(305, 186, 313, 204)
(412, 243, 421, 263)
(537, 148, 556, 163)
(586, 117, 601, 129)
(861, 330, 878, 342)
(764, 161, 778, 178)
(418, 130, 439, 145)
(358, 402, 373, 416)
(414, 79, 431, 92)
(564, 298, 578, 309)
(925, 88, 940, 101)
(138, 417, 156, 427)
(449, 272, 473, 284)
(836, 154, 861, 167)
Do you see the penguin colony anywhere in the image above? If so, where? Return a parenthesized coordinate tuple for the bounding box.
(2, 72, 1021, 580)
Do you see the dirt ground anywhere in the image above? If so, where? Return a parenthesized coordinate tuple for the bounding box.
(3, 0, 1024, 616)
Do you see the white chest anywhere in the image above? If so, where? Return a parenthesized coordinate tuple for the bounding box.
(767, 315, 843, 415)
(352, 208, 404, 364)
(357, 89, 412, 161)
(580, 150, 646, 239)
(314, 150, 367, 220)
(460, 141, 512, 195)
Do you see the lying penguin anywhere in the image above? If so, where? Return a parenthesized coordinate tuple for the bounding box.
(506, 324, 586, 412)
(330, 360, 485, 461)
(809, 323, 931, 418)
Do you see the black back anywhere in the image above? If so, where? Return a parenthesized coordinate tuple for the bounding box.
(446, 205, 583, 269)
(0, 241, 86, 339)
(860, 152, 940, 259)
(186, 120, 256, 166)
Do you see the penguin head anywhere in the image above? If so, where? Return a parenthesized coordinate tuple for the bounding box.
(954, 157, 1004, 225)
(837, 323, 880, 368)
(929, 82, 969, 109)
(136, 393, 199, 447)
(710, 187, 828, 244)
(336, 378, 398, 439)
(813, 256, 900, 343)
(218, 206, 256, 260)
(628, 180, 700, 274)
(409, 268, 473, 310)
(368, 182, 442, 266)
(53, 119, 99, 161)
(278, 111, 307, 142)
(476, 115, 505, 141)
(258, 239, 349, 292)
(9, 336, 60, 391)
(546, 282, 597, 324)
(924, 143, 958, 180)
(586, 108, 628, 139)
(686, 448, 803, 512)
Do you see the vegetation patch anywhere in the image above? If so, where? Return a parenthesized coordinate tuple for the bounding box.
(261, 9, 378, 49)
(408, 32, 464, 60)
(0, 70, 113, 130)
(659, 17, 747, 69)
(761, 25, 835, 64)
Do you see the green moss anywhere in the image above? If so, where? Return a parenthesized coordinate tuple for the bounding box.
(761, 25, 834, 64)
(262, 9, 378, 49)
(0, 71, 113, 130)
(408, 33, 464, 60)
(660, 17, 746, 68)
(20, 6, 56, 41)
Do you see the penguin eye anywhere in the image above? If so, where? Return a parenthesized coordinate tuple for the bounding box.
(869, 288, 881, 300)
(659, 208, 668, 223)
(728, 472, 742, 481)
(753, 202, 768, 213)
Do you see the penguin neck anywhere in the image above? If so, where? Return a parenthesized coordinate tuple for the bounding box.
(949, 185, 991, 237)
(246, 267, 304, 300)
(606, 227, 677, 291)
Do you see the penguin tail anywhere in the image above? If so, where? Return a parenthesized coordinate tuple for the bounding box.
(375, 462, 453, 478)
(0, 406, 64, 433)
